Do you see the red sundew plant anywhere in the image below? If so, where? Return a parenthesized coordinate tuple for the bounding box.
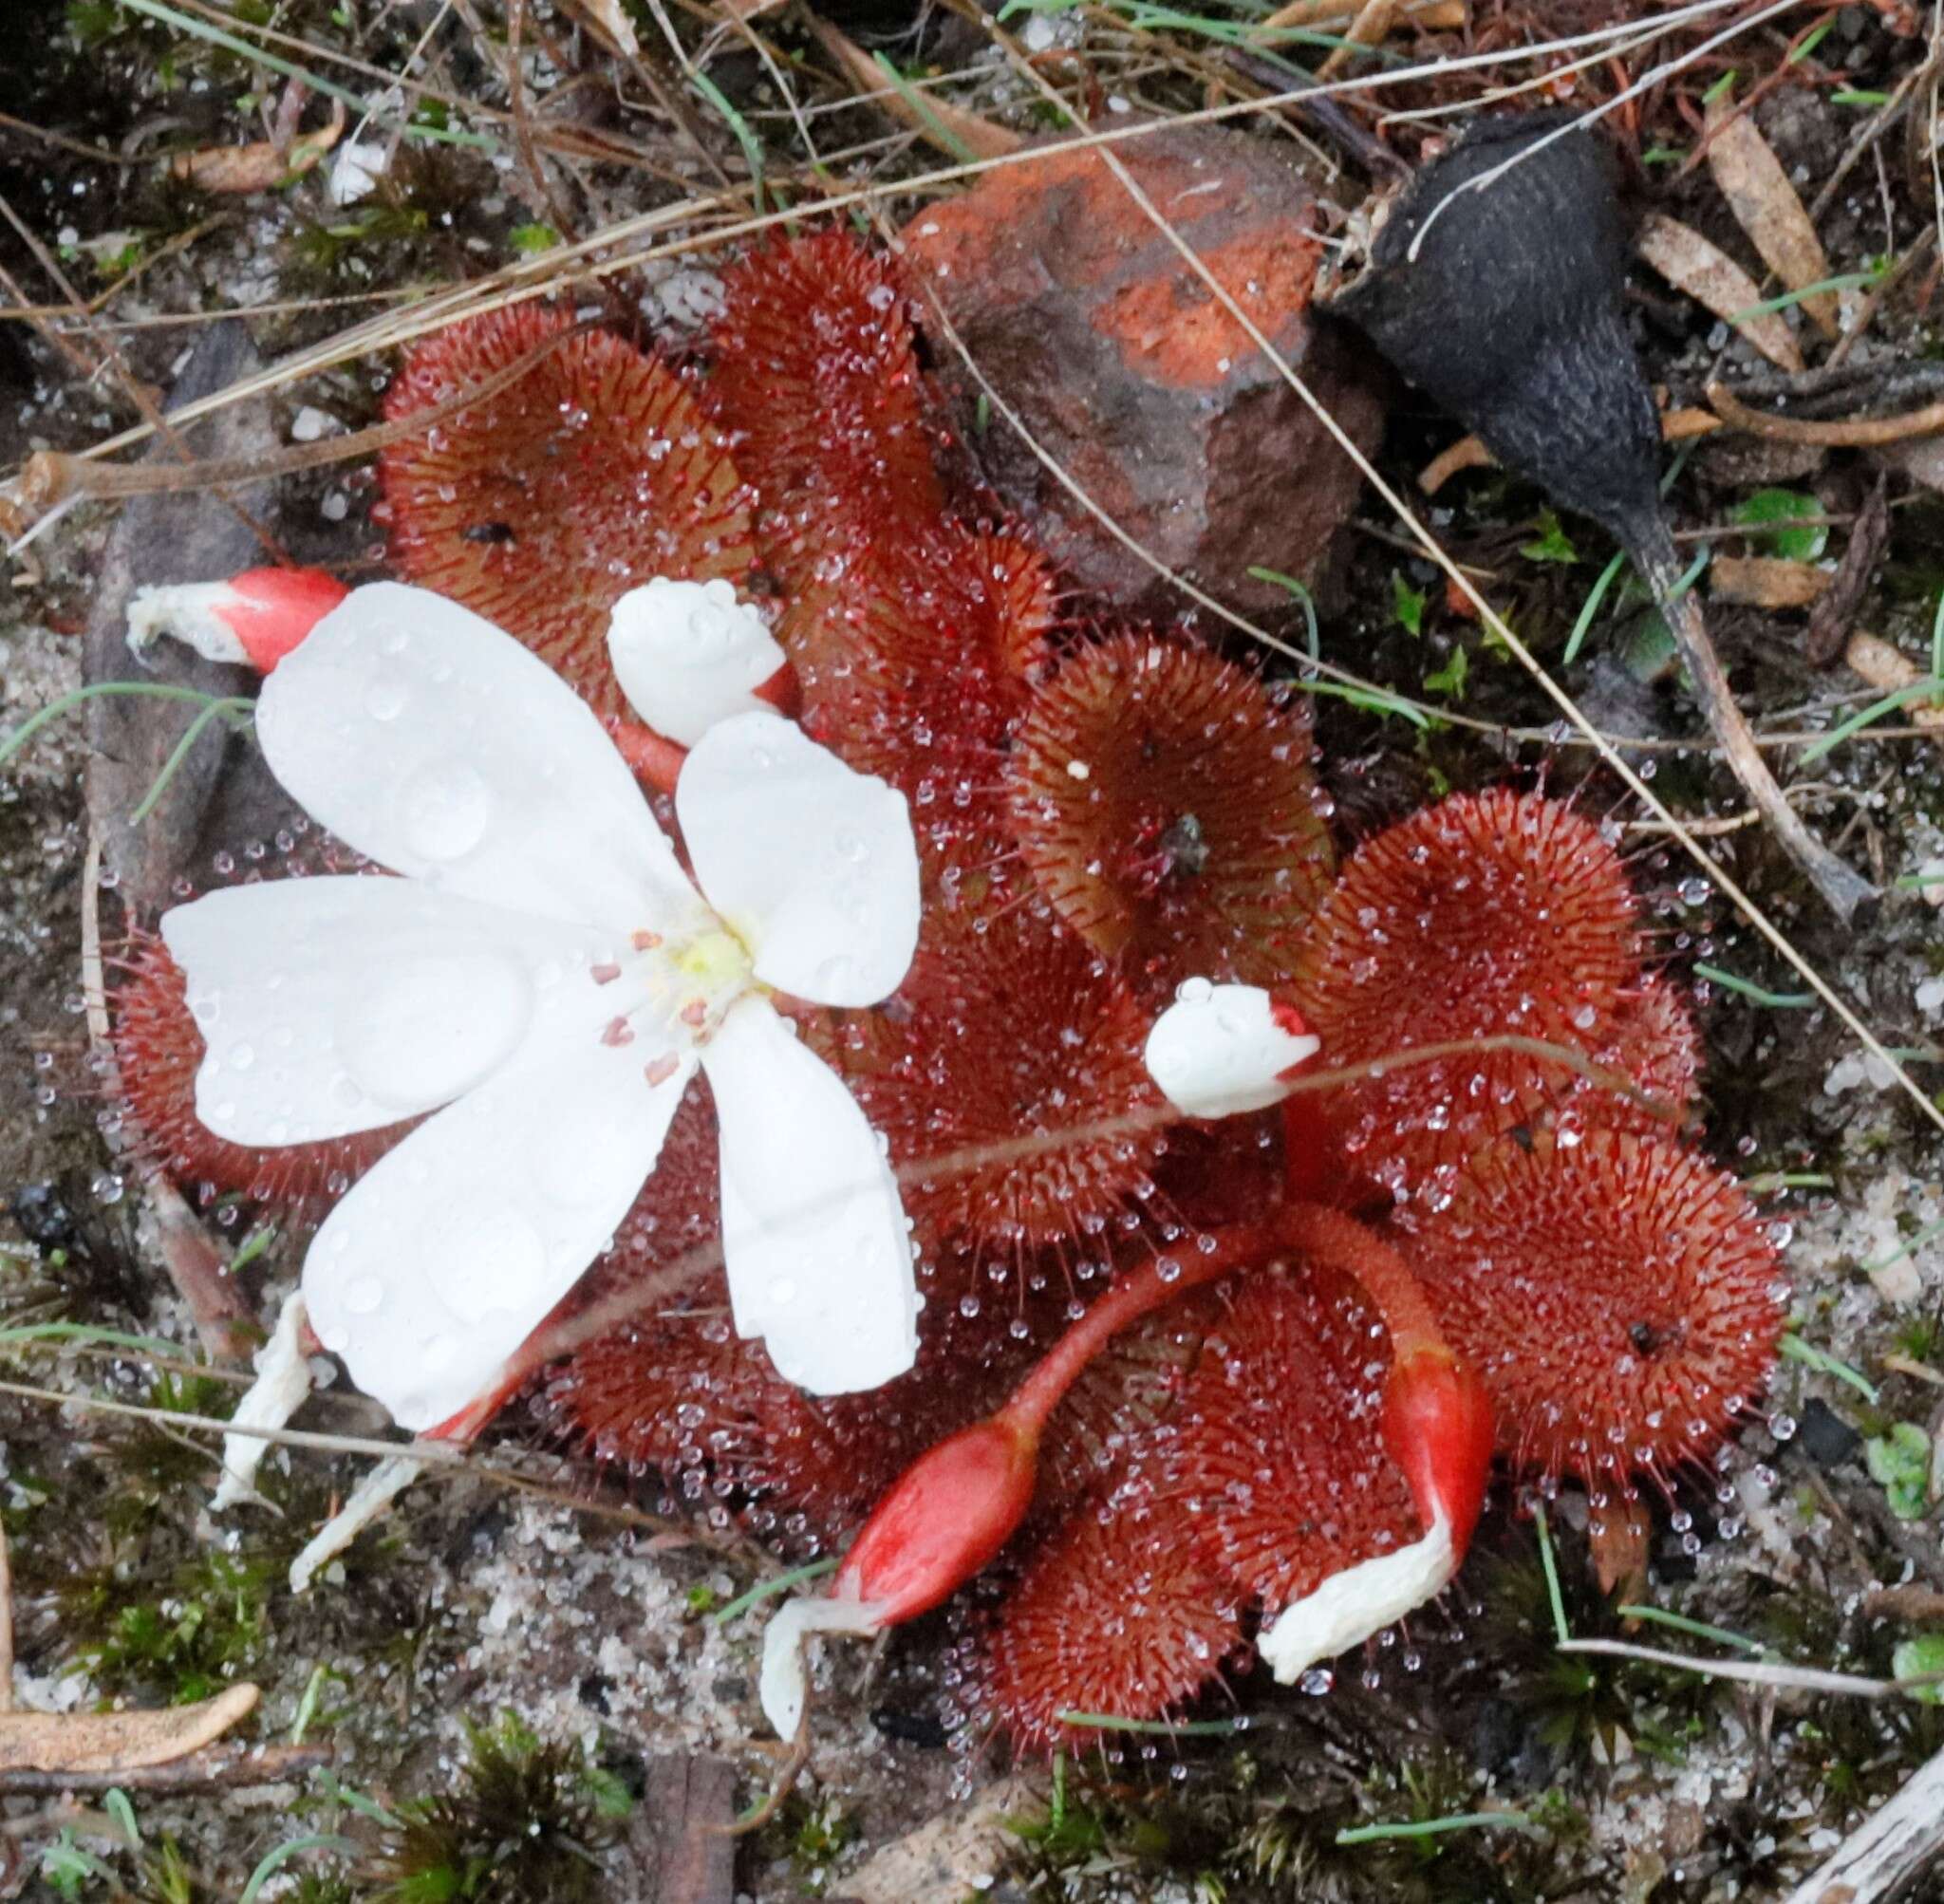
(1289, 787, 1652, 1196)
(813, 908, 1170, 1294)
(99, 228, 1786, 1757)
(972, 1441, 1249, 1755)
(379, 305, 756, 723)
(704, 233, 943, 589)
(1395, 1129, 1783, 1495)
(1005, 631, 1336, 998)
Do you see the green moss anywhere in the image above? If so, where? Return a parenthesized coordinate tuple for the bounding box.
(74, 1545, 276, 1705)
(373, 1716, 625, 1903)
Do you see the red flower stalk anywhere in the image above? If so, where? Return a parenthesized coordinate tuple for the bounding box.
(706, 233, 942, 587)
(761, 1202, 1489, 1743)
(1291, 788, 1644, 1191)
(1396, 1128, 1784, 1490)
(380, 305, 755, 722)
(126, 566, 349, 672)
(109, 930, 407, 1212)
(1006, 633, 1335, 996)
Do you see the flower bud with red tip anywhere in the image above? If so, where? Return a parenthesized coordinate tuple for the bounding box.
(1255, 1348, 1493, 1688)
(1381, 1346, 1495, 1557)
(127, 567, 349, 673)
(831, 1409, 1040, 1626)
(759, 1406, 1043, 1740)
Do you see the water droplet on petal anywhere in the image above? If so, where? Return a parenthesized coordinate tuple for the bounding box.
(402, 759, 493, 861)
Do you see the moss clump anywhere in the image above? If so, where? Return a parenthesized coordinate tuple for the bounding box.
(374, 1716, 626, 1903)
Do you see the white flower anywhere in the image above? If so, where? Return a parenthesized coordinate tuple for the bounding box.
(162, 581, 923, 1433)
(1143, 979, 1318, 1118)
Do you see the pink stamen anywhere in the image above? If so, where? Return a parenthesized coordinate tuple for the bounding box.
(631, 929, 663, 952)
(645, 1053, 680, 1087)
(680, 999, 707, 1027)
(591, 961, 622, 985)
(601, 1017, 635, 1048)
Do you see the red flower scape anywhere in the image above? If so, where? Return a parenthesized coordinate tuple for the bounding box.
(105, 232, 1785, 1753)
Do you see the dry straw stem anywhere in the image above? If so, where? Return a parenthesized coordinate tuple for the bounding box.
(1557, 1637, 1944, 1702)
(1782, 1741, 1944, 1903)
(7, 0, 1773, 487)
(953, 6, 1940, 1140)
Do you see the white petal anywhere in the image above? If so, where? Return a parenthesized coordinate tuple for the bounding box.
(1144, 981, 1319, 1119)
(678, 712, 919, 1007)
(758, 1592, 888, 1741)
(161, 878, 639, 1147)
(1256, 1512, 1455, 1685)
(212, 1289, 313, 1512)
(290, 1451, 424, 1593)
(126, 581, 251, 665)
(304, 1039, 696, 1430)
(701, 995, 917, 1395)
(257, 582, 702, 936)
(608, 579, 787, 747)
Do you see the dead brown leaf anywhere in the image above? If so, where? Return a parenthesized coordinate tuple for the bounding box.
(0, 1684, 259, 1774)
(1591, 1497, 1651, 1602)
(1710, 554, 1828, 609)
(169, 100, 345, 196)
(1805, 475, 1889, 665)
(810, 18, 1022, 162)
(1636, 212, 1804, 373)
(1844, 632, 1944, 747)
(1705, 96, 1838, 339)
(560, 0, 640, 56)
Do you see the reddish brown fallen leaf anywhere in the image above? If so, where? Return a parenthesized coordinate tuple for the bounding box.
(1705, 97, 1838, 340)
(1636, 212, 1804, 373)
(1591, 1496, 1652, 1601)
(169, 101, 344, 195)
(1710, 554, 1828, 609)
(0, 1684, 258, 1773)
